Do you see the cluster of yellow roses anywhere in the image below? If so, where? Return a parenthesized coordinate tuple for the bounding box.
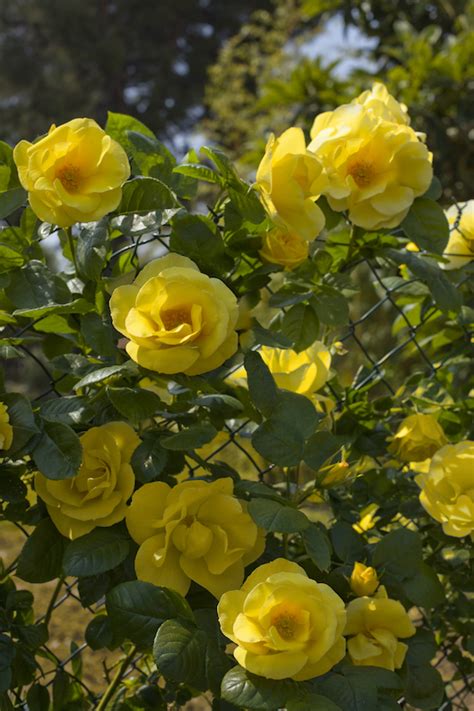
(218, 558, 416, 679)
(255, 82, 433, 269)
(32, 419, 416, 679)
(388, 413, 474, 538)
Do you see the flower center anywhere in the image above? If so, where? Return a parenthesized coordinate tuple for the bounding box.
(273, 612, 298, 641)
(57, 164, 82, 192)
(347, 159, 374, 188)
(161, 308, 191, 331)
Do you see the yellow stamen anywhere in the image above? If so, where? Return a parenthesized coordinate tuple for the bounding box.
(57, 164, 81, 192)
(347, 160, 374, 188)
(161, 308, 191, 330)
(273, 613, 297, 640)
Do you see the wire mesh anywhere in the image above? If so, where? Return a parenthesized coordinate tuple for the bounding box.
(3, 201, 473, 710)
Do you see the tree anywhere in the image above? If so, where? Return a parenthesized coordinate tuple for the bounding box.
(0, 0, 271, 144)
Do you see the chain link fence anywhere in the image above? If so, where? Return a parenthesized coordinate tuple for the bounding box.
(2, 202, 473, 710)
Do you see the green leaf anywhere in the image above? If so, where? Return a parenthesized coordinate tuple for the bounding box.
(5, 260, 71, 309)
(404, 664, 444, 709)
(76, 220, 109, 281)
(244, 350, 278, 417)
(0, 464, 27, 503)
(194, 608, 233, 695)
(228, 187, 266, 225)
(161, 423, 217, 450)
(16, 519, 67, 583)
(280, 303, 320, 352)
(13, 298, 94, 319)
(401, 197, 449, 254)
(406, 629, 437, 667)
(63, 527, 130, 577)
(330, 522, 365, 564)
(39, 397, 91, 425)
(107, 386, 162, 423)
(173, 163, 222, 185)
(312, 287, 349, 327)
(26, 684, 50, 711)
(0, 187, 26, 218)
(131, 432, 169, 483)
(422, 177, 442, 201)
(252, 391, 319, 467)
(303, 432, 350, 472)
(1, 392, 39, 454)
(248, 498, 310, 533)
(105, 112, 155, 154)
(106, 581, 193, 648)
(73, 362, 137, 390)
(221, 666, 302, 710)
(170, 213, 229, 270)
(201, 146, 239, 185)
(316, 671, 377, 711)
(31, 421, 82, 480)
(0, 243, 24, 273)
(85, 615, 114, 651)
(118, 176, 178, 214)
(303, 524, 331, 571)
(387, 248, 462, 312)
(153, 619, 208, 690)
(373, 528, 422, 580)
(251, 322, 293, 349)
(402, 563, 444, 608)
(0, 635, 13, 694)
(81, 311, 117, 358)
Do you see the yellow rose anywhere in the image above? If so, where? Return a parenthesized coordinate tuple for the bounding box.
(350, 562, 379, 597)
(14, 118, 130, 228)
(353, 82, 410, 125)
(416, 441, 474, 538)
(126, 477, 265, 598)
(260, 228, 309, 270)
(110, 253, 239, 375)
(229, 342, 331, 399)
(35, 422, 140, 539)
(256, 127, 327, 241)
(0, 402, 13, 451)
(388, 413, 447, 463)
(442, 201, 474, 270)
(218, 558, 346, 680)
(345, 586, 416, 670)
(308, 86, 432, 230)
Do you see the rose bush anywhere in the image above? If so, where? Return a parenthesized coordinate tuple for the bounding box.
(0, 85, 471, 710)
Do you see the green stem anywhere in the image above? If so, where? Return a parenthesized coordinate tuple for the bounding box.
(44, 578, 63, 627)
(96, 645, 136, 711)
(66, 226, 78, 273)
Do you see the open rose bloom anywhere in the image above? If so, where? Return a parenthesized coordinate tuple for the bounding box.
(110, 253, 239, 375)
(218, 559, 346, 680)
(14, 118, 130, 227)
